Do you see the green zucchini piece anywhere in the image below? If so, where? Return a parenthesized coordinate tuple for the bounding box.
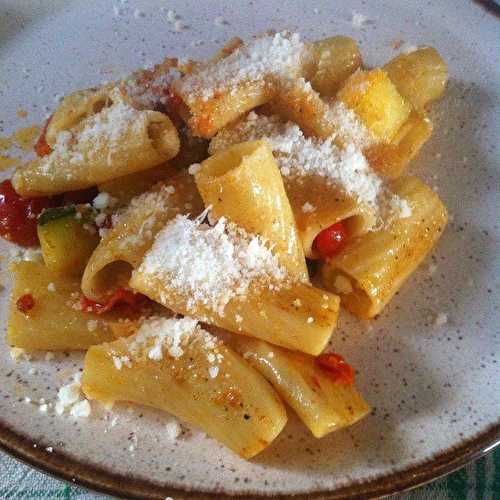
(37, 207, 100, 275)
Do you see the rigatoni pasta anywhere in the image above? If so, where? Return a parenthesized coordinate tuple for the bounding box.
(8, 260, 115, 351)
(130, 213, 339, 355)
(2, 29, 450, 460)
(321, 176, 448, 318)
(195, 140, 308, 281)
(228, 335, 370, 438)
(82, 172, 203, 301)
(82, 316, 287, 459)
(13, 88, 180, 197)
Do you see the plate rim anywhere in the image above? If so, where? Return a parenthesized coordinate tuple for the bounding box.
(0, 419, 498, 499)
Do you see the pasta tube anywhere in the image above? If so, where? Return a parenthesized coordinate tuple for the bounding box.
(82, 317, 287, 459)
(45, 86, 114, 147)
(321, 176, 448, 318)
(7, 260, 115, 351)
(195, 140, 308, 281)
(81, 172, 203, 301)
(262, 78, 336, 139)
(309, 36, 362, 97)
(172, 32, 310, 138)
(130, 214, 339, 356)
(229, 336, 370, 438)
(209, 114, 378, 258)
(384, 47, 448, 111)
(13, 88, 180, 197)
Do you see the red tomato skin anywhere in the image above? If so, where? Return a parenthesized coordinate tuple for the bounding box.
(80, 288, 148, 315)
(316, 353, 356, 385)
(34, 116, 52, 157)
(0, 180, 53, 246)
(16, 293, 35, 314)
(313, 221, 348, 259)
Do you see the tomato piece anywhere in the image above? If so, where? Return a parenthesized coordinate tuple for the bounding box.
(80, 288, 148, 315)
(0, 180, 54, 246)
(316, 353, 355, 385)
(313, 221, 348, 259)
(34, 116, 52, 157)
(16, 293, 35, 314)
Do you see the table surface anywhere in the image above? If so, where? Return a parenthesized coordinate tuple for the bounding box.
(0, 447, 498, 499)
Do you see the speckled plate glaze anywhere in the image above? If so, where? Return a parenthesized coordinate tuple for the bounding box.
(0, 1, 499, 498)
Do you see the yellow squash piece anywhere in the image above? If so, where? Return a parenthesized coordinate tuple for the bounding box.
(337, 68, 412, 142)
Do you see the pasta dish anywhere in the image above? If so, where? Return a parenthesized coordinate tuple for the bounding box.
(1, 31, 448, 458)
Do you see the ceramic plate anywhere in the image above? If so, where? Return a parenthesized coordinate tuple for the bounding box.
(0, 1, 499, 498)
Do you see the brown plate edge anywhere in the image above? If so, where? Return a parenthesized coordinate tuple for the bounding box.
(0, 418, 498, 499)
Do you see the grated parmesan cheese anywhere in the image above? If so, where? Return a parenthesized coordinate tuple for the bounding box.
(211, 113, 411, 220)
(351, 12, 369, 29)
(390, 197, 412, 218)
(137, 213, 287, 316)
(166, 420, 182, 440)
(93, 192, 118, 211)
(127, 316, 211, 361)
(326, 101, 375, 148)
(55, 373, 91, 418)
(112, 183, 176, 250)
(301, 202, 315, 213)
(39, 90, 148, 175)
(124, 68, 178, 110)
(434, 312, 448, 327)
(175, 31, 308, 103)
(70, 400, 91, 418)
(212, 113, 381, 206)
(188, 163, 201, 175)
(208, 365, 219, 379)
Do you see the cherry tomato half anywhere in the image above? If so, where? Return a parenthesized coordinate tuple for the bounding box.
(0, 180, 53, 246)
